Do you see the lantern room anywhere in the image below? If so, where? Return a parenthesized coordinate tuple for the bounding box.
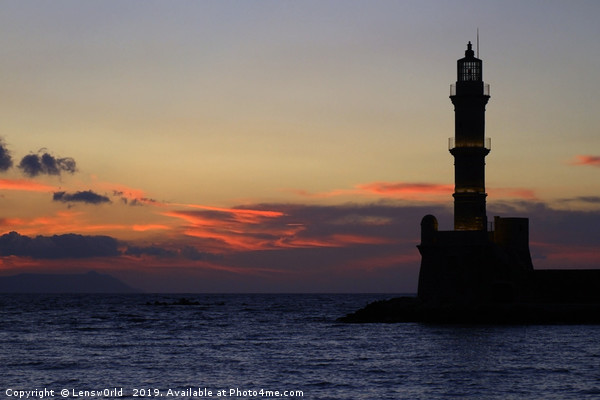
(457, 42, 482, 82)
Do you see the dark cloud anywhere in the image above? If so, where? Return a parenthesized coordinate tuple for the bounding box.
(557, 196, 600, 205)
(515, 203, 600, 246)
(0, 231, 222, 263)
(180, 245, 222, 261)
(486, 200, 600, 242)
(0, 139, 13, 172)
(576, 196, 600, 203)
(112, 190, 158, 206)
(124, 244, 221, 261)
(18, 150, 76, 177)
(53, 190, 111, 205)
(0, 231, 120, 259)
(125, 245, 177, 258)
(129, 198, 158, 206)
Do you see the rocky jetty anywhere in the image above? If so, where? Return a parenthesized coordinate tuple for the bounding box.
(338, 296, 600, 324)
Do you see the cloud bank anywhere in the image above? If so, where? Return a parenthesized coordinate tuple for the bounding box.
(53, 190, 111, 205)
(0, 200, 598, 292)
(0, 139, 13, 172)
(0, 231, 120, 259)
(18, 151, 76, 177)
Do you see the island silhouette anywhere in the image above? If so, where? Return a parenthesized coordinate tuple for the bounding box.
(340, 42, 600, 324)
(0, 270, 139, 293)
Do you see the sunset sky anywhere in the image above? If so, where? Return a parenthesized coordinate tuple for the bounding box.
(0, 1, 599, 292)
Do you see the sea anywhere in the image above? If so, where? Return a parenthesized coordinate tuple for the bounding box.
(1, 294, 600, 400)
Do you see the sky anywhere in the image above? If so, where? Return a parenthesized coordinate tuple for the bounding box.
(0, 0, 599, 292)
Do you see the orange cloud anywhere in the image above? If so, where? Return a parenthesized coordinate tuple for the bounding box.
(0, 211, 84, 236)
(0, 210, 172, 238)
(357, 182, 453, 197)
(163, 207, 292, 252)
(0, 255, 44, 271)
(291, 181, 539, 202)
(163, 204, 401, 253)
(0, 179, 56, 192)
(132, 224, 171, 232)
(178, 204, 284, 223)
(571, 155, 600, 167)
(289, 181, 453, 201)
(182, 228, 269, 251)
(275, 233, 396, 249)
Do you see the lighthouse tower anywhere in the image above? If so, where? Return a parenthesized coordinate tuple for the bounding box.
(450, 41, 490, 231)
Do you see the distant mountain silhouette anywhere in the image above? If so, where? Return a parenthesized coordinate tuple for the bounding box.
(0, 271, 139, 293)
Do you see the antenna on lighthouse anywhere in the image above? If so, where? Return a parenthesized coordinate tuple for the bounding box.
(477, 28, 480, 58)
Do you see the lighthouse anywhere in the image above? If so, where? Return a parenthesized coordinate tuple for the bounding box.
(341, 41, 600, 323)
(417, 42, 533, 304)
(450, 41, 490, 231)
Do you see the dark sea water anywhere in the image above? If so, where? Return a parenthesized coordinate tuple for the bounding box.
(1, 294, 600, 400)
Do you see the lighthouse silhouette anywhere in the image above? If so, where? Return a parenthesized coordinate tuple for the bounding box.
(417, 42, 533, 304)
(339, 42, 600, 323)
(450, 41, 490, 231)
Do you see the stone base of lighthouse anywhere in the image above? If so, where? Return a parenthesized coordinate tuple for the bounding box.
(417, 215, 533, 304)
(339, 214, 600, 323)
